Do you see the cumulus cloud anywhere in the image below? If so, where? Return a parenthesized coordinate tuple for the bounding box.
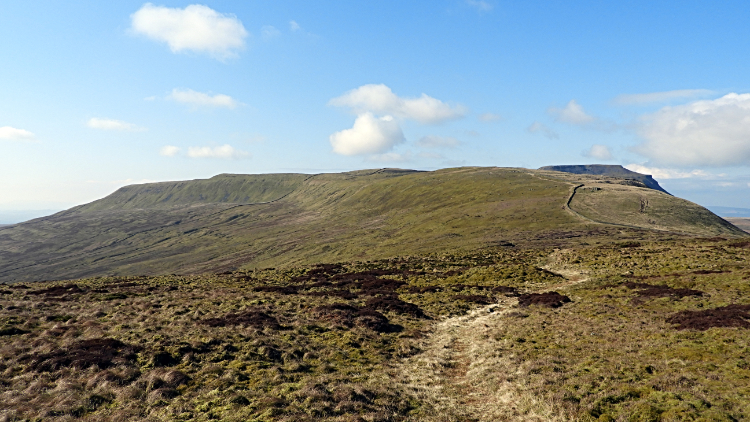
(478, 112, 503, 122)
(87, 118, 145, 132)
(261, 25, 280, 40)
(187, 144, 250, 159)
(584, 144, 613, 160)
(0, 126, 35, 140)
(329, 113, 404, 156)
(624, 164, 713, 180)
(160, 145, 180, 156)
(329, 84, 466, 125)
(167, 88, 241, 109)
(549, 100, 595, 125)
(614, 89, 713, 105)
(416, 135, 460, 148)
(465, 0, 493, 12)
(527, 121, 559, 139)
(130, 3, 248, 59)
(634, 93, 750, 166)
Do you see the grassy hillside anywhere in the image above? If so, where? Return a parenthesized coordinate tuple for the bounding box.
(2, 238, 750, 421)
(0, 167, 743, 283)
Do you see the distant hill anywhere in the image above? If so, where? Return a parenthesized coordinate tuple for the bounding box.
(539, 164, 670, 194)
(0, 167, 743, 283)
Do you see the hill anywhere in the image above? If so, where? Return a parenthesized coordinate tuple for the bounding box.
(539, 164, 670, 194)
(0, 167, 744, 283)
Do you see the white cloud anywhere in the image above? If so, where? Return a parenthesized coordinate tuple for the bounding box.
(160, 145, 180, 157)
(167, 88, 241, 109)
(261, 25, 280, 40)
(527, 121, 559, 139)
(548, 100, 595, 125)
(289, 20, 301, 32)
(130, 3, 248, 60)
(584, 144, 613, 160)
(614, 89, 713, 105)
(624, 164, 712, 180)
(329, 84, 466, 125)
(0, 126, 35, 140)
(330, 113, 405, 156)
(634, 93, 750, 166)
(87, 118, 145, 132)
(416, 135, 460, 148)
(465, 0, 493, 12)
(478, 112, 503, 122)
(187, 144, 250, 159)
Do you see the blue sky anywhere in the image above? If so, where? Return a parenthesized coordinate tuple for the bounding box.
(3, 0, 750, 221)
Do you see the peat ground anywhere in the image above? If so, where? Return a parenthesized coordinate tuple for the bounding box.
(1, 237, 750, 420)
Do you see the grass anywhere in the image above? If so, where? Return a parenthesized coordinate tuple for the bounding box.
(0, 167, 743, 283)
(2, 237, 750, 420)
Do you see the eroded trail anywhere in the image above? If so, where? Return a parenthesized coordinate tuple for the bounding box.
(397, 254, 588, 421)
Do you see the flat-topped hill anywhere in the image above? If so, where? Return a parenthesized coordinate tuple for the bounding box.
(0, 167, 743, 282)
(539, 164, 670, 194)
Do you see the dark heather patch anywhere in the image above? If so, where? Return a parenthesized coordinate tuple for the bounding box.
(305, 289, 358, 299)
(311, 304, 400, 333)
(202, 309, 281, 329)
(28, 284, 84, 297)
(254, 285, 300, 295)
(0, 327, 29, 336)
(453, 294, 495, 305)
(163, 370, 190, 387)
(365, 296, 427, 318)
(518, 292, 571, 308)
(728, 241, 750, 249)
(150, 352, 180, 367)
(24, 338, 140, 371)
(691, 269, 729, 275)
(667, 305, 750, 330)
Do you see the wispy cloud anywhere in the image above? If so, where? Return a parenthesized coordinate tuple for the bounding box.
(624, 164, 715, 180)
(583, 144, 613, 160)
(187, 144, 250, 159)
(261, 25, 281, 41)
(130, 3, 248, 60)
(548, 100, 594, 125)
(416, 135, 460, 148)
(160, 145, 180, 157)
(289, 20, 302, 32)
(0, 126, 35, 141)
(167, 88, 241, 109)
(478, 112, 503, 122)
(614, 89, 713, 105)
(465, 0, 493, 12)
(87, 118, 145, 132)
(527, 121, 559, 139)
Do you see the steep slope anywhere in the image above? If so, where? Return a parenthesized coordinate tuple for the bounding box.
(0, 167, 743, 283)
(539, 164, 670, 194)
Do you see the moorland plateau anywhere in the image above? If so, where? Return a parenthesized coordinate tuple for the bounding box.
(1, 166, 750, 421)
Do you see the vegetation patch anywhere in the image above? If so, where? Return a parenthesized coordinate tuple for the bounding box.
(23, 338, 140, 371)
(517, 291, 571, 308)
(667, 304, 750, 330)
(201, 309, 281, 329)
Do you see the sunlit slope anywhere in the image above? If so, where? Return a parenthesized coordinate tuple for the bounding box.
(0, 167, 743, 283)
(71, 173, 312, 212)
(568, 182, 744, 236)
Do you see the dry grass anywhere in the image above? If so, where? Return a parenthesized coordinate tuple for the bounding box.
(1, 238, 750, 420)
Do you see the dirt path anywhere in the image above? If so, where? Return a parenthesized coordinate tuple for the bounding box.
(396, 256, 587, 421)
